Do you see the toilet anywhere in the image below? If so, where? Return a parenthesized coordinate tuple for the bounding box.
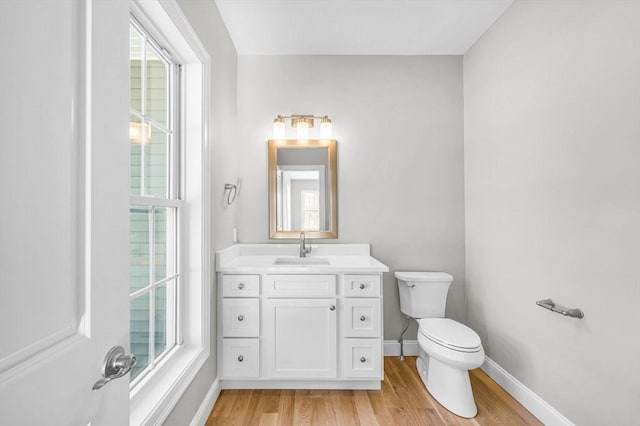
(395, 271, 485, 418)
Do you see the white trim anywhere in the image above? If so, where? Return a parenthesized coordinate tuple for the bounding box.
(220, 380, 381, 390)
(190, 377, 222, 426)
(128, 0, 211, 425)
(132, 347, 208, 425)
(384, 339, 419, 357)
(481, 357, 574, 426)
(130, 195, 184, 208)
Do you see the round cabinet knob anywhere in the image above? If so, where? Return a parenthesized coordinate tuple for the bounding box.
(329, 305, 336, 311)
(359, 283, 365, 290)
(237, 283, 245, 289)
(360, 357, 366, 363)
(237, 315, 244, 321)
(238, 355, 244, 362)
(360, 315, 366, 322)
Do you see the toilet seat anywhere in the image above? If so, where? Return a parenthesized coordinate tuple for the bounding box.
(418, 318, 481, 353)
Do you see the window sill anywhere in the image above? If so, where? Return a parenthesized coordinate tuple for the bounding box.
(130, 344, 209, 426)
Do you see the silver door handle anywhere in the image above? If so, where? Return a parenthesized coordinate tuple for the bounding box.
(92, 345, 136, 391)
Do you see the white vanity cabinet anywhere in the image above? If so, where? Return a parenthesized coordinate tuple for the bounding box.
(216, 244, 389, 390)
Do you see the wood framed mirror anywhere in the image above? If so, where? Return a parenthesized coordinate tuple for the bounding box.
(268, 139, 337, 239)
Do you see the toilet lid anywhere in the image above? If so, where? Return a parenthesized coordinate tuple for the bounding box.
(418, 318, 481, 351)
(394, 271, 453, 282)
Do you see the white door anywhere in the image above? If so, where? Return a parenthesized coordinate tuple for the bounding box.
(264, 299, 337, 378)
(0, 1, 131, 425)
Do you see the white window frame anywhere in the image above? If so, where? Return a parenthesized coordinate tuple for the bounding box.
(129, 17, 182, 387)
(129, 1, 211, 425)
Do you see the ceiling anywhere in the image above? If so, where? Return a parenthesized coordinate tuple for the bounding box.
(214, 0, 514, 55)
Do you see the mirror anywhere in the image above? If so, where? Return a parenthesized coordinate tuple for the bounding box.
(268, 139, 337, 239)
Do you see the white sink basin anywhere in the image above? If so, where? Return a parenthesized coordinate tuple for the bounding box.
(273, 257, 330, 265)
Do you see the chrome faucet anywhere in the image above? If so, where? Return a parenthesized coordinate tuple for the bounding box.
(299, 232, 312, 257)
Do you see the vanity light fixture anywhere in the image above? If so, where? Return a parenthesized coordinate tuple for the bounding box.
(272, 114, 333, 139)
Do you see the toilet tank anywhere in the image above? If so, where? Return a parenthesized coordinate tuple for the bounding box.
(395, 271, 453, 318)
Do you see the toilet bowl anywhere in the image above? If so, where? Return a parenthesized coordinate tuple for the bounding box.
(395, 272, 485, 418)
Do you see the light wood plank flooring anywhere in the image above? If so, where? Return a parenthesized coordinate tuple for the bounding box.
(206, 356, 542, 426)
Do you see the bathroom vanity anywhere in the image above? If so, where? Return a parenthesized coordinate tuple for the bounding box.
(216, 244, 388, 389)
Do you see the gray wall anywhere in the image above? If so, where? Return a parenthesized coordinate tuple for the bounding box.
(464, 1, 640, 424)
(164, 1, 237, 424)
(236, 55, 466, 340)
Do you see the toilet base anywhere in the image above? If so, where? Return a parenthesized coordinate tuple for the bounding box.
(416, 352, 478, 418)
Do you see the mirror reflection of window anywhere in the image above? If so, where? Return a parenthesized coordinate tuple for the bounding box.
(277, 168, 322, 231)
(301, 190, 320, 231)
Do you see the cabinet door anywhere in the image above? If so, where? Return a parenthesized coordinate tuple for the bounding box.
(264, 298, 337, 378)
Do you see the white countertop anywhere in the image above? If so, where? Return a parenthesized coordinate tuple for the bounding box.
(216, 244, 389, 274)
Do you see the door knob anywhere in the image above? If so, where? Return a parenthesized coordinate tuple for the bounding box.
(92, 346, 136, 391)
(359, 283, 365, 289)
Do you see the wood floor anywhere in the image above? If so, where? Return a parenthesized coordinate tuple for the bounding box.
(205, 357, 542, 426)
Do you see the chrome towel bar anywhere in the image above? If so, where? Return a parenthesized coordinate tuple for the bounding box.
(536, 299, 584, 319)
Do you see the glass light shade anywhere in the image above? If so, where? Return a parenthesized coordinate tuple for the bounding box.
(296, 121, 309, 139)
(273, 120, 286, 139)
(320, 120, 332, 138)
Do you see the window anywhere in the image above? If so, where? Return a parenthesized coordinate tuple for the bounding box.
(301, 190, 320, 230)
(127, 2, 210, 423)
(129, 20, 181, 385)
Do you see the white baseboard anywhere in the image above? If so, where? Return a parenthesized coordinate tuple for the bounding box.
(189, 377, 221, 426)
(481, 357, 574, 426)
(384, 339, 419, 356)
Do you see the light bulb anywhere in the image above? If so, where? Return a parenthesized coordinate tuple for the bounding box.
(273, 116, 285, 139)
(296, 120, 309, 139)
(129, 122, 149, 144)
(320, 116, 332, 138)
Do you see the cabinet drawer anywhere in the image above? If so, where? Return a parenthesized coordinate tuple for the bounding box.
(222, 298, 259, 337)
(343, 275, 381, 297)
(342, 338, 382, 378)
(222, 275, 259, 297)
(264, 275, 336, 297)
(343, 299, 381, 338)
(222, 338, 260, 378)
